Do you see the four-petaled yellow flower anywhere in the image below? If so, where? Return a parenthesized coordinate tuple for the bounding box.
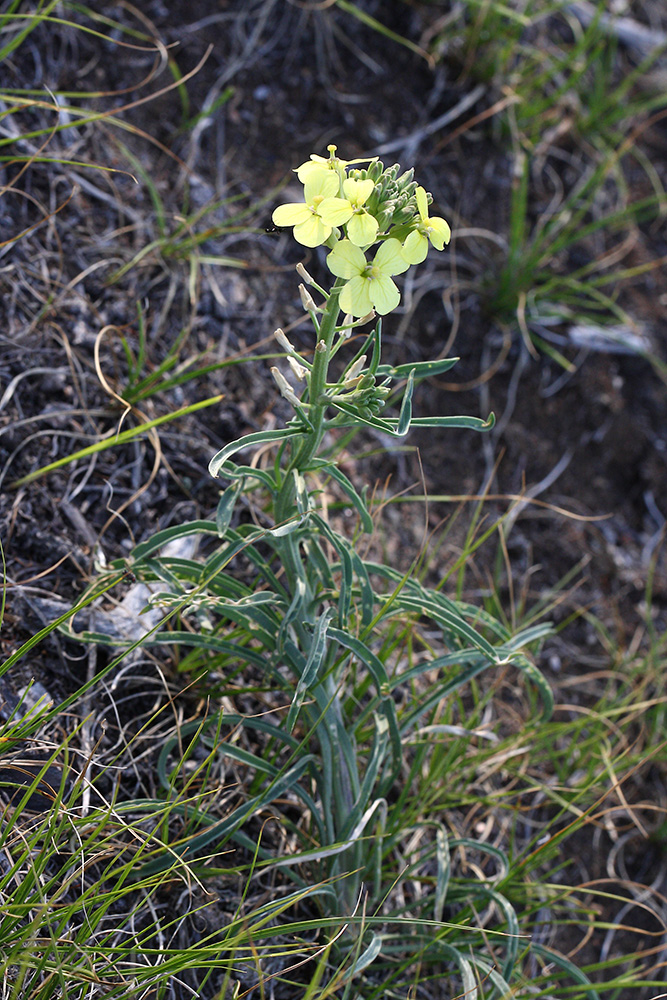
(296, 144, 377, 184)
(401, 186, 451, 264)
(334, 178, 379, 247)
(314, 177, 379, 248)
(272, 172, 348, 248)
(327, 239, 410, 317)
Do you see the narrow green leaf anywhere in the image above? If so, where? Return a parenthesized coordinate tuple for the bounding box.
(0, 1, 61, 62)
(215, 460, 276, 491)
(131, 520, 218, 561)
(278, 577, 308, 651)
(377, 695, 403, 794)
(140, 631, 267, 668)
(286, 608, 335, 733)
(507, 653, 554, 720)
(396, 369, 415, 436)
(369, 317, 382, 374)
(531, 943, 598, 1000)
(310, 461, 374, 533)
(210, 742, 280, 776)
(327, 397, 401, 435)
(488, 889, 520, 979)
(350, 933, 382, 974)
(434, 827, 451, 923)
(350, 550, 376, 627)
(215, 480, 243, 536)
(209, 427, 303, 478)
(327, 627, 390, 693)
(335, 0, 433, 61)
(507, 622, 554, 648)
(328, 406, 496, 436)
(385, 594, 499, 661)
(376, 357, 459, 379)
(293, 470, 310, 515)
(311, 515, 353, 629)
(399, 655, 494, 733)
(409, 413, 496, 431)
(268, 511, 311, 537)
(339, 720, 388, 840)
(434, 943, 477, 1000)
(469, 959, 513, 997)
(302, 536, 335, 591)
(204, 601, 281, 650)
(204, 526, 286, 597)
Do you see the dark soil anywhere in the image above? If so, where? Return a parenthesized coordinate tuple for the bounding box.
(1, 1, 667, 997)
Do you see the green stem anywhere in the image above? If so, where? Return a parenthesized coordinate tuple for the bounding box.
(274, 280, 343, 526)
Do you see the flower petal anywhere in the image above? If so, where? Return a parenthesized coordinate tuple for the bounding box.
(427, 217, 451, 249)
(415, 186, 429, 221)
(375, 238, 411, 275)
(327, 240, 366, 279)
(369, 274, 400, 315)
(273, 203, 311, 227)
(340, 276, 373, 317)
(402, 230, 428, 264)
(319, 197, 354, 226)
(295, 156, 330, 183)
(346, 212, 379, 247)
(294, 215, 331, 247)
(343, 177, 374, 205)
(304, 172, 340, 201)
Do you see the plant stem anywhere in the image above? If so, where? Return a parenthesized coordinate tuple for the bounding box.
(273, 280, 343, 525)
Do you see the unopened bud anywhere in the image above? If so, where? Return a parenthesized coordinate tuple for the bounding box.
(345, 355, 367, 381)
(271, 366, 300, 406)
(339, 310, 374, 335)
(299, 283, 317, 313)
(288, 356, 308, 381)
(296, 262, 314, 285)
(274, 328, 295, 353)
(339, 315, 354, 338)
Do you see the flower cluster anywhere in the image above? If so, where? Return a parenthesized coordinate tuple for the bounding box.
(272, 145, 451, 318)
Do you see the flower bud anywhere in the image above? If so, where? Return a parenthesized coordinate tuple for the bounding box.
(271, 367, 300, 406)
(339, 315, 354, 337)
(296, 261, 315, 285)
(299, 283, 317, 313)
(274, 328, 295, 353)
(288, 356, 308, 381)
(345, 355, 367, 382)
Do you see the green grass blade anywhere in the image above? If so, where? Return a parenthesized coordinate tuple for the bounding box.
(10, 395, 224, 487)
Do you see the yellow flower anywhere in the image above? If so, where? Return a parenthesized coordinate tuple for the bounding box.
(402, 186, 451, 264)
(317, 177, 379, 248)
(343, 178, 379, 246)
(295, 144, 377, 184)
(272, 172, 348, 248)
(327, 238, 410, 317)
